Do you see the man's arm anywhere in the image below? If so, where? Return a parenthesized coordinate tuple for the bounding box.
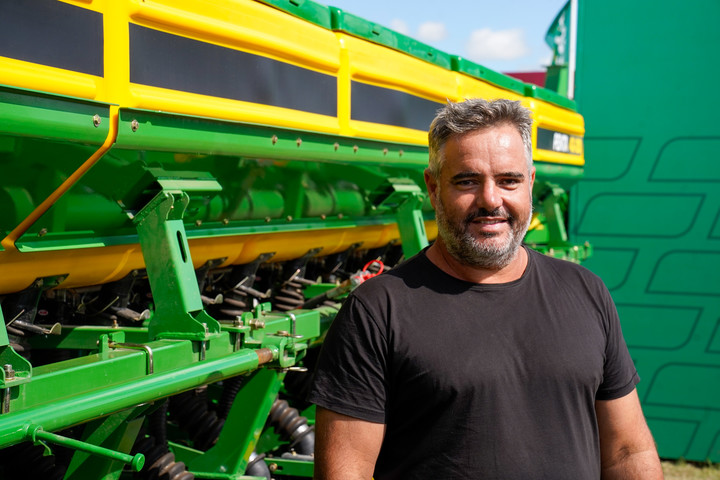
(313, 407, 385, 480)
(596, 388, 663, 479)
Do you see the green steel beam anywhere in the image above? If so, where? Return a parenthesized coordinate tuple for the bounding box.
(14, 214, 435, 252)
(0, 340, 270, 449)
(533, 162, 584, 185)
(0, 84, 111, 144)
(115, 108, 428, 167)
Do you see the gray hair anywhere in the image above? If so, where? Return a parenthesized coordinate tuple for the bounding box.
(427, 98, 533, 178)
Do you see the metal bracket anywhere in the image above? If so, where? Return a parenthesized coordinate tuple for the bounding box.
(132, 175, 223, 341)
(370, 177, 429, 258)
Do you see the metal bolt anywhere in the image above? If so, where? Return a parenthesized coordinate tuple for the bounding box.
(333, 142, 339, 151)
(353, 145, 359, 153)
(131, 119, 139, 132)
(38, 228, 48, 237)
(337, 213, 344, 219)
(265, 216, 271, 223)
(92, 114, 101, 127)
(3, 365, 15, 381)
(195, 219, 202, 226)
(296, 138, 302, 147)
(268, 463, 278, 473)
(222, 218, 229, 225)
(286, 215, 293, 221)
(249, 319, 265, 330)
(320, 214, 327, 220)
(398, 149, 404, 157)
(271, 135, 278, 145)
(383, 148, 388, 155)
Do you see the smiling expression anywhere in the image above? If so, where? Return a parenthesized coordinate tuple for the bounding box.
(425, 123, 535, 270)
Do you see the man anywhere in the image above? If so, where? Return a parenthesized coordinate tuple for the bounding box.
(308, 99, 663, 479)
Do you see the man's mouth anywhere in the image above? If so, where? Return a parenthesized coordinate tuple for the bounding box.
(472, 217, 507, 224)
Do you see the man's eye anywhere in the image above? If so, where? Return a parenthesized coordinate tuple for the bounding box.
(454, 180, 474, 186)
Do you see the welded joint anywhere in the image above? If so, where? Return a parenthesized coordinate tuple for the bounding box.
(108, 342, 154, 374)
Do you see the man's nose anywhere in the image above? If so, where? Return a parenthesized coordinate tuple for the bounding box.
(475, 181, 502, 211)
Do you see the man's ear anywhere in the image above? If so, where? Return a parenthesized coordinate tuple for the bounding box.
(424, 168, 438, 209)
(529, 166, 536, 191)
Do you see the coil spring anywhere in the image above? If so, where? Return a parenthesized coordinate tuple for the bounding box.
(169, 388, 225, 451)
(268, 398, 315, 455)
(274, 276, 315, 312)
(218, 288, 249, 318)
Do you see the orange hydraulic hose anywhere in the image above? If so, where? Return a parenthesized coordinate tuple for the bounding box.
(1, 106, 120, 251)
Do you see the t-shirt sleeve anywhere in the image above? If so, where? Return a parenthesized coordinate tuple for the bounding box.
(307, 293, 389, 423)
(595, 285, 640, 400)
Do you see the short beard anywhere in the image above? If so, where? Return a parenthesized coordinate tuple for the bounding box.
(434, 196, 532, 270)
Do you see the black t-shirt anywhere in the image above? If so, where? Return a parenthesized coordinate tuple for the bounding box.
(309, 247, 639, 479)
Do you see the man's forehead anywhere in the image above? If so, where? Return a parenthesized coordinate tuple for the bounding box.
(449, 123, 520, 143)
(444, 127, 524, 159)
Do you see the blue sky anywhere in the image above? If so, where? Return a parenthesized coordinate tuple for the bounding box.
(322, 0, 569, 73)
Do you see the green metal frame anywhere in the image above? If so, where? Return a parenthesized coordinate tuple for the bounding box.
(0, 175, 322, 477)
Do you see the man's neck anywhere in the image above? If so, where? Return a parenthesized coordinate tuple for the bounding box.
(425, 240, 528, 284)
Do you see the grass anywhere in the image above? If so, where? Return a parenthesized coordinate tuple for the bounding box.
(662, 461, 720, 479)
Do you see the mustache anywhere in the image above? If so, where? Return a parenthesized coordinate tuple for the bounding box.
(463, 208, 513, 224)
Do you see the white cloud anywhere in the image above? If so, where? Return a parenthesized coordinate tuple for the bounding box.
(465, 28, 529, 62)
(417, 21, 447, 42)
(389, 19, 410, 35)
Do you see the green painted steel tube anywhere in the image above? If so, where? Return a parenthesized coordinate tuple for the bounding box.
(0, 347, 271, 449)
(28, 425, 145, 472)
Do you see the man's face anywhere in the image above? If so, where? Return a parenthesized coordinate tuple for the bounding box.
(424, 124, 535, 270)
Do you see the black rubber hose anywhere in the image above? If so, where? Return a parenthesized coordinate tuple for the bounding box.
(245, 452, 272, 480)
(268, 399, 315, 456)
